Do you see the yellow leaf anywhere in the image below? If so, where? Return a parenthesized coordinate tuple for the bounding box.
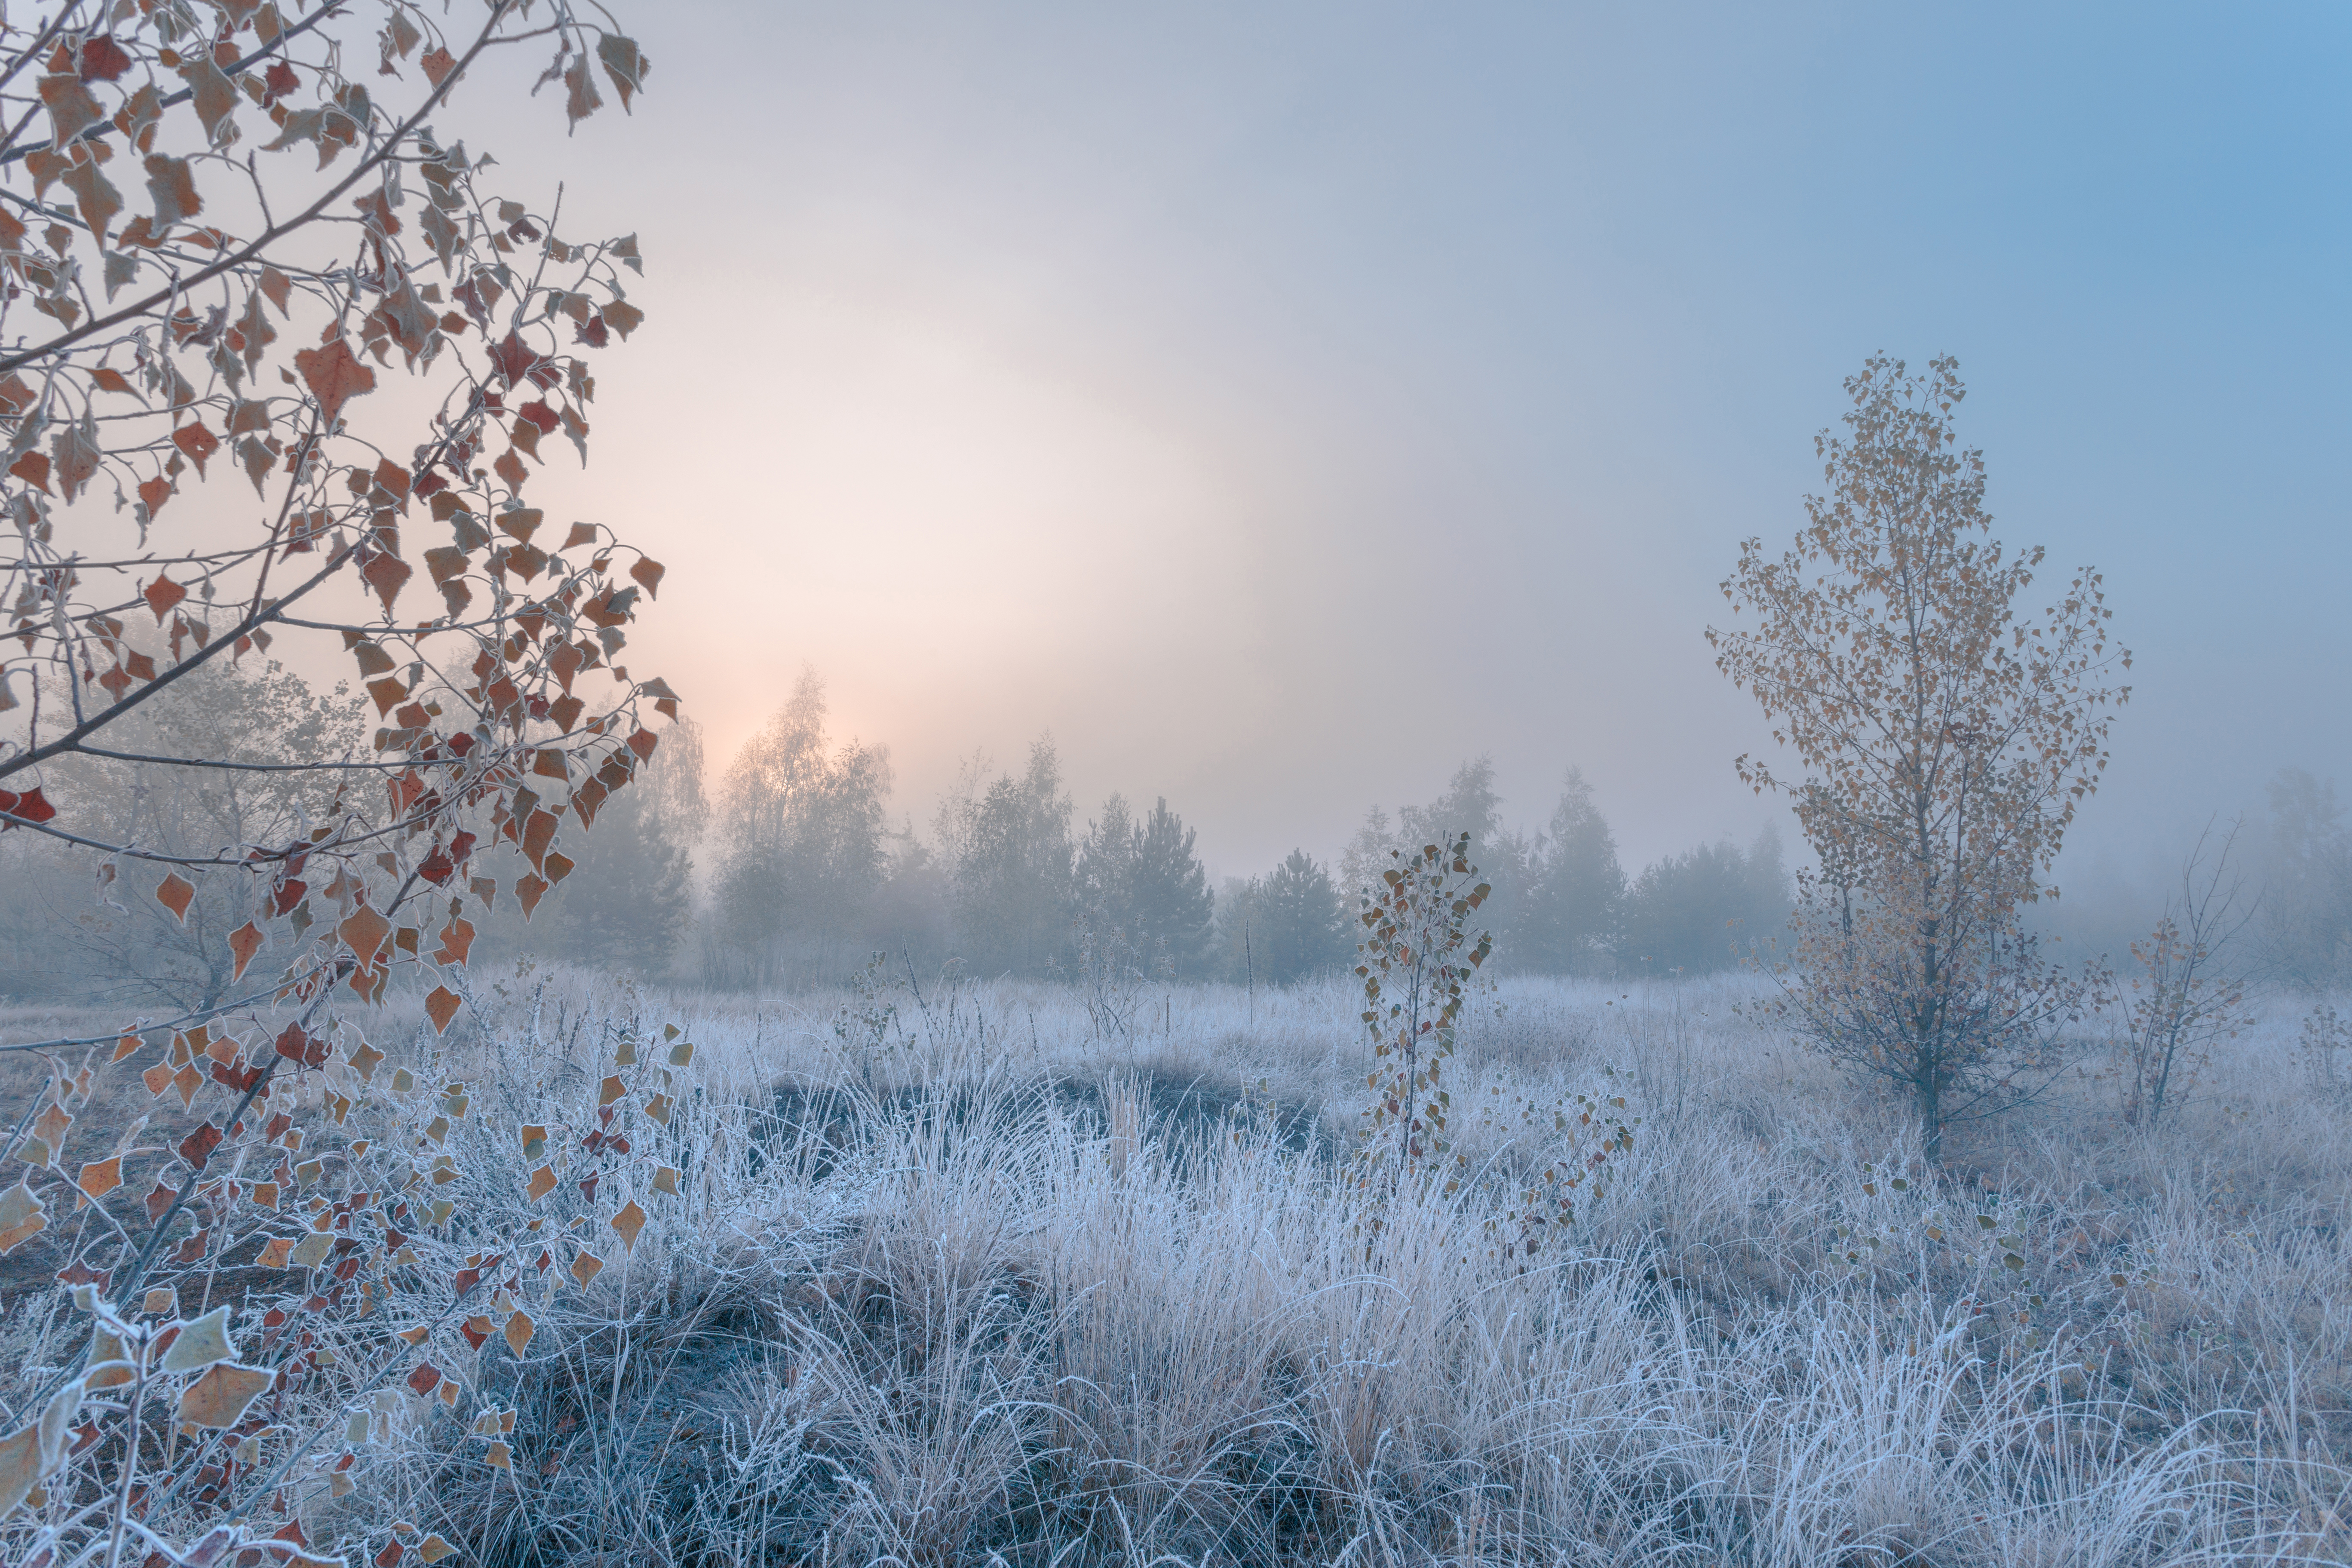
(610, 1200, 646, 1252)
(425, 985, 463, 1034)
(570, 1250, 602, 1287)
(526, 1165, 556, 1202)
(503, 1309, 535, 1355)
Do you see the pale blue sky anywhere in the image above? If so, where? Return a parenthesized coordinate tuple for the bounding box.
(500, 2, 2349, 888)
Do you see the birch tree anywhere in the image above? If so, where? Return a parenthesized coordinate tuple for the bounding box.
(1708, 355, 2129, 1159)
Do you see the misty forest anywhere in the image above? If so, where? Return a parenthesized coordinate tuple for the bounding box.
(0, 5, 2348, 1568)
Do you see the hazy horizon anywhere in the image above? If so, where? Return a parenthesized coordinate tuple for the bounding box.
(441, 1, 2346, 899)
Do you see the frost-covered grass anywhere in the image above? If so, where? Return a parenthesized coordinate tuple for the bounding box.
(15, 969, 2346, 1565)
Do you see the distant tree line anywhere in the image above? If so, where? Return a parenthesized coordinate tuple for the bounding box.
(10, 660, 2346, 1003)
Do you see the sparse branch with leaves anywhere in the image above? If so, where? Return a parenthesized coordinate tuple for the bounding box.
(1354, 833, 1491, 1191)
(0, 2, 669, 1563)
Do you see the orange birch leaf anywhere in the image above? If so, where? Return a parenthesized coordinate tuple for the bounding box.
(155, 873, 195, 922)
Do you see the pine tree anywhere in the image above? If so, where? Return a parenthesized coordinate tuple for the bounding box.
(1514, 767, 1626, 975)
(1256, 849, 1349, 983)
(1128, 797, 1216, 977)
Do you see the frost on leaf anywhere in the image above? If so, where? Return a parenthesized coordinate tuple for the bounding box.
(0, 1183, 47, 1253)
(176, 1363, 273, 1429)
(77, 1156, 122, 1200)
(295, 338, 378, 426)
(23, 1102, 70, 1166)
(610, 1200, 645, 1252)
(503, 1309, 535, 1354)
(425, 986, 463, 1034)
(159, 1305, 236, 1372)
(598, 36, 649, 110)
(0, 1381, 82, 1519)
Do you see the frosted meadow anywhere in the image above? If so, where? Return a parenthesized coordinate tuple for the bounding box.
(10, 965, 2339, 1566)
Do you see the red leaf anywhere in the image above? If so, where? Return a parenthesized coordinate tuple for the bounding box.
(270, 878, 308, 917)
(294, 338, 377, 426)
(628, 558, 664, 599)
(9, 451, 51, 493)
(420, 46, 456, 87)
(521, 809, 558, 871)
(227, 921, 264, 980)
(80, 36, 132, 83)
(143, 572, 187, 623)
(0, 786, 58, 828)
(262, 61, 298, 104)
(340, 905, 392, 964)
(179, 1121, 223, 1169)
(171, 421, 220, 478)
(432, 917, 475, 967)
(407, 1361, 442, 1396)
(425, 986, 462, 1034)
(155, 872, 195, 921)
(274, 1023, 328, 1068)
(487, 332, 545, 391)
(361, 552, 412, 612)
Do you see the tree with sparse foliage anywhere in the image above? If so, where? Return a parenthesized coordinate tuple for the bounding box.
(1709, 355, 2129, 1160)
(35, 658, 364, 1009)
(0, 6, 668, 1565)
(709, 672, 892, 985)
